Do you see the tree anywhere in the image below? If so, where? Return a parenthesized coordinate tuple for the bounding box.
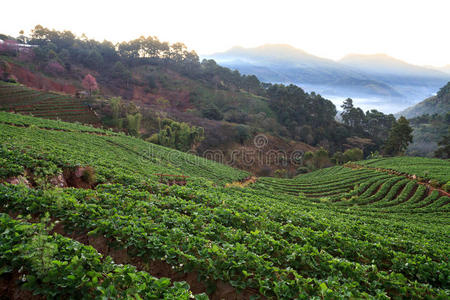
(437, 81, 450, 99)
(313, 147, 331, 169)
(126, 112, 142, 137)
(0, 60, 12, 80)
(235, 125, 250, 145)
(45, 60, 65, 75)
(148, 119, 205, 151)
(82, 74, 98, 95)
(364, 109, 395, 140)
(112, 61, 132, 86)
(341, 98, 354, 126)
(109, 97, 122, 127)
(343, 148, 364, 162)
(434, 132, 450, 159)
(383, 116, 413, 156)
(202, 105, 223, 120)
(332, 151, 345, 165)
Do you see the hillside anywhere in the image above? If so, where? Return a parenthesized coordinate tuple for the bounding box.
(397, 81, 450, 118)
(0, 81, 99, 124)
(0, 26, 401, 175)
(406, 113, 449, 157)
(396, 82, 450, 157)
(0, 112, 449, 298)
(207, 44, 450, 112)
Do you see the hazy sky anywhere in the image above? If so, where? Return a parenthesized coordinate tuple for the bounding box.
(2, 0, 449, 67)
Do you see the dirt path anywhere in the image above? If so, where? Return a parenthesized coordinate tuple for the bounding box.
(225, 176, 258, 188)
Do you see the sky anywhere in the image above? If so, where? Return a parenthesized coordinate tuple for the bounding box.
(2, 0, 449, 67)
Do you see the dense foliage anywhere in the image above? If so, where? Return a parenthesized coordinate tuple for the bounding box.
(383, 116, 413, 156)
(0, 25, 397, 156)
(406, 112, 450, 157)
(148, 118, 205, 152)
(0, 113, 448, 298)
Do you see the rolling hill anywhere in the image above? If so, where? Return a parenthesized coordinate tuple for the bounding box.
(397, 81, 450, 119)
(0, 112, 449, 298)
(206, 44, 450, 113)
(398, 82, 450, 157)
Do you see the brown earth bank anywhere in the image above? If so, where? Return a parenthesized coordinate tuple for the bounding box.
(0, 166, 97, 190)
(0, 270, 46, 300)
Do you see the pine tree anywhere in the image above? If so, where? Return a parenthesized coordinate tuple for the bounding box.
(383, 116, 413, 156)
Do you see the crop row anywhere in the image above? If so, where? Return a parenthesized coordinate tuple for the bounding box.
(1, 183, 448, 299)
(0, 82, 98, 124)
(0, 213, 204, 299)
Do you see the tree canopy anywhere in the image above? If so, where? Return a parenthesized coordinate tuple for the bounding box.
(383, 116, 413, 156)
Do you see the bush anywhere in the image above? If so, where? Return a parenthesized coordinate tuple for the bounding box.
(225, 111, 249, 124)
(257, 166, 272, 177)
(81, 166, 96, 185)
(147, 118, 204, 152)
(429, 179, 440, 188)
(313, 147, 331, 169)
(443, 182, 450, 192)
(296, 167, 309, 175)
(331, 152, 344, 164)
(274, 169, 288, 178)
(202, 105, 223, 120)
(235, 125, 250, 144)
(343, 148, 364, 162)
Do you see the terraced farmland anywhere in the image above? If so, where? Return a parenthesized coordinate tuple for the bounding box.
(357, 156, 450, 184)
(257, 162, 450, 213)
(0, 112, 449, 299)
(0, 81, 99, 124)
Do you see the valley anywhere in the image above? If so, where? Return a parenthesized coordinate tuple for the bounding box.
(0, 12, 449, 299)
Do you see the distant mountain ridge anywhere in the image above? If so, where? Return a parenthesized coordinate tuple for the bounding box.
(397, 82, 450, 119)
(205, 44, 450, 113)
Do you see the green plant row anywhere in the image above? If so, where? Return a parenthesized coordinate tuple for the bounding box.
(0, 213, 206, 299)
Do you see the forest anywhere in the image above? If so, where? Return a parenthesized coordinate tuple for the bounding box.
(0, 26, 400, 162)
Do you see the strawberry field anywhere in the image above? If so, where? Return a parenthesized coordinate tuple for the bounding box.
(0, 81, 99, 124)
(0, 112, 449, 299)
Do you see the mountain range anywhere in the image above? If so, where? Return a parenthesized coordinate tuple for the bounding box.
(205, 44, 450, 113)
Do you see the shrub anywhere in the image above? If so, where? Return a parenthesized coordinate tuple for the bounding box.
(443, 182, 450, 192)
(331, 152, 344, 164)
(274, 169, 288, 178)
(257, 166, 272, 177)
(343, 148, 364, 162)
(148, 118, 204, 152)
(429, 179, 440, 188)
(296, 167, 309, 174)
(202, 105, 223, 120)
(81, 167, 96, 185)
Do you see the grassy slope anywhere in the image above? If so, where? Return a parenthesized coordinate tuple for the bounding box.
(0, 112, 248, 184)
(357, 156, 450, 184)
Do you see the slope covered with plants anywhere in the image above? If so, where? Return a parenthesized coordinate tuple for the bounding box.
(0, 112, 449, 299)
(0, 81, 99, 124)
(0, 26, 399, 175)
(398, 81, 450, 119)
